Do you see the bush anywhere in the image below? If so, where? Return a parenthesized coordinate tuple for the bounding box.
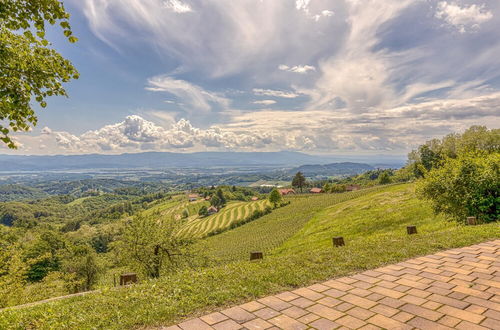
(417, 152, 499, 223)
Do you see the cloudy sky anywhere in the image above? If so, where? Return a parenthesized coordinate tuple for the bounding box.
(4, 0, 500, 155)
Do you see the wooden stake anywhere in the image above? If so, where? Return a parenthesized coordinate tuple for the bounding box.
(250, 252, 263, 260)
(467, 217, 477, 225)
(407, 226, 417, 235)
(333, 236, 345, 247)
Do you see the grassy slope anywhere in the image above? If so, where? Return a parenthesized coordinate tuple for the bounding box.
(1, 184, 498, 329)
(197, 186, 388, 262)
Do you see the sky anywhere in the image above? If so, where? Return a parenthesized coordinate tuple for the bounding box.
(3, 0, 500, 156)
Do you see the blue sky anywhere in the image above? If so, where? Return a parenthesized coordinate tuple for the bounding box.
(5, 0, 500, 155)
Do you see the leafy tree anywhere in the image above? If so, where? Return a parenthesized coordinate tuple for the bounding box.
(268, 188, 282, 208)
(198, 205, 208, 217)
(417, 152, 499, 223)
(1, 0, 79, 148)
(210, 195, 221, 208)
(292, 172, 306, 192)
(378, 172, 392, 185)
(120, 215, 193, 278)
(61, 245, 100, 292)
(331, 184, 347, 193)
(322, 183, 331, 193)
(216, 188, 226, 206)
(182, 209, 189, 218)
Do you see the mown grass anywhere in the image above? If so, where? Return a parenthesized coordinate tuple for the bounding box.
(1, 184, 498, 329)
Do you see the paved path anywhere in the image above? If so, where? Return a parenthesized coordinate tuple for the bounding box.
(166, 240, 500, 329)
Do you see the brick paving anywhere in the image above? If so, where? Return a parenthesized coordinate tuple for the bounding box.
(165, 240, 500, 329)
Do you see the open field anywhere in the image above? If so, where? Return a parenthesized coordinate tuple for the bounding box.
(1, 184, 498, 329)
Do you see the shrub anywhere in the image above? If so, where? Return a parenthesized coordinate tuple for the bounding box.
(417, 152, 499, 223)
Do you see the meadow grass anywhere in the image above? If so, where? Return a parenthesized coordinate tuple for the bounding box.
(1, 184, 498, 329)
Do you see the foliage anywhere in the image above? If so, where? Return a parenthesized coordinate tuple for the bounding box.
(291, 171, 306, 192)
(268, 188, 282, 208)
(417, 152, 499, 223)
(378, 171, 392, 184)
(198, 205, 208, 217)
(407, 126, 499, 178)
(0, 0, 79, 148)
(117, 215, 193, 278)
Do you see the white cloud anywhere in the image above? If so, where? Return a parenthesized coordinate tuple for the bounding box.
(436, 1, 492, 33)
(278, 64, 316, 74)
(164, 0, 192, 13)
(12, 91, 500, 155)
(253, 100, 277, 106)
(253, 88, 300, 98)
(146, 75, 229, 113)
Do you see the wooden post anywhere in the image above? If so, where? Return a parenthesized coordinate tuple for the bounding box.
(120, 273, 138, 286)
(250, 252, 263, 260)
(333, 236, 345, 247)
(407, 225, 417, 235)
(467, 216, 477, 225)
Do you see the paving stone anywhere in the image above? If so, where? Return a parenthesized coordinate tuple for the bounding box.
(290, 297, 316, 308)
(242, 318, 273, 329)
(292, 287, 325, 301)
(200, 312, 229, 325)
(178, 318, 213, 330)
(275, 291, 300, 302)
(317, 297, 342, 307)
(212, 319, 242, 330)
(253, 308, 281, 320)
(221, 306, 255, 323)
(345, 307, 375, 321)
(392, 311, 414, 323)
(407, 316, 454, 330)
(307, 304, 345, 321)
(240, 301, 265, 312)
(268, 315, 307, 330)
(335, 315, 366, 329)
(370, 304, 399, 317)
(400, 303, 443, 321)
(366, 314, 411, 330)
(309, 318, 340, 330)
(281, 306, 308, 319)
(438, 315, 462, 327)
(258, 296, 292, 311)
(340, 294, 377, 309)
(308, 283, 330, 292)
(297, 312, 321, 324)
(438, 305, 486, 324)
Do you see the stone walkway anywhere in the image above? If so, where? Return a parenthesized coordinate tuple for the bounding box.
(166, 240, 500, 329)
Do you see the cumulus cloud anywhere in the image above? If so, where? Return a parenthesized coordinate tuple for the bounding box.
(436, 1, 493, 33)
(253, 88, 301, 98)
(146, 75, 229, 113)
(12, 91, 500, 155)
(278, 64, 316, 74)
(253, 100, 277, 106)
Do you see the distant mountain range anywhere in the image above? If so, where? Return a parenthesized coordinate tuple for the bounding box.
(290, 162, 375, 177)
(0, 151, 405, 172)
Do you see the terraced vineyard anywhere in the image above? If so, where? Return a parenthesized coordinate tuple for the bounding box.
(178, 199, 270, 238)
(196, 185, 391, 262)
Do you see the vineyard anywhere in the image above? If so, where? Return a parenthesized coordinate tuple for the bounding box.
(196, 185, 390, 262)
(178, 199, 270, 238)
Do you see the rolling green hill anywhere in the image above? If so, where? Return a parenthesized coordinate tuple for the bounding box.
(1, 184, 498, 329)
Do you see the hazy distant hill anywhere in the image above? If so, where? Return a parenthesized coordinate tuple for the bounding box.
(0, 151, 339, 171)
(290, 162, 375, 177)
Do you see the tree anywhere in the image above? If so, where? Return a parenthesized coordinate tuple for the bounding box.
(198, 205, 208, 217)
(61, 244, 100, 292)
(292, 172, 306, 192)
(120, 215, 193, 278)
(322, 183, 331, 193)
(378, 172, 392, 185)
(1, 0, 79, 148)
(268, 188, 282, 208)
(216, 188, 226, 206)
(417, 152, 499, 223)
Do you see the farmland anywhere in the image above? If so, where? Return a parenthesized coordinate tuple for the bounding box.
(178, 199, 270, 238)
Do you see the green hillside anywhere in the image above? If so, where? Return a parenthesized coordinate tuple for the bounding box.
(1, 184, 498, 329)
